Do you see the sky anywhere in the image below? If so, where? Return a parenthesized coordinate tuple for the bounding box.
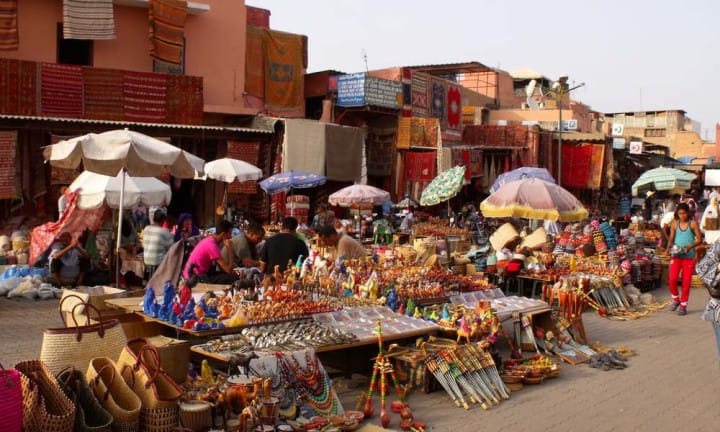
(254, 0, 719, 141)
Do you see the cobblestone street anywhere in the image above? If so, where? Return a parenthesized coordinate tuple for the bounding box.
(2, 287, 719, 431)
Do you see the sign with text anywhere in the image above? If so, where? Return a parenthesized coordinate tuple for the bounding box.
(365, 76, 402, 109)
(336, 73, 366, 106)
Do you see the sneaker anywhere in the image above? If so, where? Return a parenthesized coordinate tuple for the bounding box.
(669, 301, 680, 311)
(677, 305, 687, 316)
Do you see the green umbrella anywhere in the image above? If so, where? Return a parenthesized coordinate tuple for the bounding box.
(420, 166, 467, 206)
(631, 167, 696, 196)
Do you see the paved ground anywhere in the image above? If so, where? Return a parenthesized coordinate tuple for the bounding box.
(2, 286, 720, 431)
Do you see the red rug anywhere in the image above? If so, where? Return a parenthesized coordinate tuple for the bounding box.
(123, 70, 168, 122)
(83, 67, 124, 120)
(446, 83, 462, 129)
(166, 74, 203, 124)
(41, 63, 84, 118)
(0, 130, 16, 199)
(227, 140, 260, 194)
(405, 151, 436, 181)
(148, 0, 187, 65)
(0, 0, 18, 51)
(0, 58, 38, 115)
(562, 144, 593, 189)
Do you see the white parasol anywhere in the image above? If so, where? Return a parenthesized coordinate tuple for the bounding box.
(68, 171, 172, 210)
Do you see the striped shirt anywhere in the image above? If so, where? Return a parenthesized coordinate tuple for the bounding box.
(142, 225, 174, 266)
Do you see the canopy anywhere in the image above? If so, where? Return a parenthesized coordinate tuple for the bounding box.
(631, 167, 697, 196)
(328, 184, 390, 207)
(68, 171, 171, 210)
(490, 167, 555, 193)
(203, 157, 262, 183)
(480, 178, 588, 222)
(419, 166, 466, 206)
(259, 171, 327, 194)
(394, 197, 418, 208)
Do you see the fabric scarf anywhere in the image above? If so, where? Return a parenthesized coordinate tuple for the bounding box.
(148, 0, 187, 65)
(0, 0, 18, 50)
(63, 0, 116, 40)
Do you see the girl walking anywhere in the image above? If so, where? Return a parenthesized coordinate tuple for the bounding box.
(666, 203, 703, 315)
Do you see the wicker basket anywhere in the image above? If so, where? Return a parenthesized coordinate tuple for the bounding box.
(140, 405, 179, 432)
(179, 401, 212, 432)
(490, 223, 519, 252)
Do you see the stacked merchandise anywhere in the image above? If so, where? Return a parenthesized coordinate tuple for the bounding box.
(599, 221, 618, 250)
(286, 195, 309, 225)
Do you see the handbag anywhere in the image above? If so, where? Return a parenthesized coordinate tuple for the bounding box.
(14, 359, 76, 432)
(0, 362, 22, 432)
(56, 368, 113, 432)
(117, 339, 182, 432)
(86, 357, 141, 432)
(40, 295, 128, 375)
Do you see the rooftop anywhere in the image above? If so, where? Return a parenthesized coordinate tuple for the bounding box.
(605, 109, 687, 116)
(405, 61, 494, 76)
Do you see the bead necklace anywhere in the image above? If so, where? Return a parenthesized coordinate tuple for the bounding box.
(277, 351, 337, 416)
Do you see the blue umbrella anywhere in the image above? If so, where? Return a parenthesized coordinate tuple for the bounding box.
(259, 171, 327, 194)
(489, 167, 555, 193)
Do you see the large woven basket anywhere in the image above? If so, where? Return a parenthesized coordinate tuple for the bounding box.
(490, 223, 520, 252)
(86, 357, 141, 432)
(15, 359, 76, 432)
(0, 362, 22, 432)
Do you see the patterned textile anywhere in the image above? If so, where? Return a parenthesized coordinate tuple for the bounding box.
(227, 141, 260, 194)
(0, 1, 18, 50)
(401, 68, 412, 117)
(397, 117, 440, 149)
(83, 67, 124, 120)
(430, 78, 445, 121)
(123, 70, 168, 122)
(246, 6, 271, 28)
(411, 70, 429, 117)
(50, 134, 80, 185)
(561, 144, 593, 189)
(325, 123, 364, 182)
(264, 29, 304, 110)
(587, 144, 605, 189)
(0, 130, 16, 199)
(245, 26, 265, 99)
(63, 0, 116, 40)
(405, 151, 436, 182)
(446, 83, 462, 129)
(468, 148, 482, 178)
(148, 0, 187, 65)
(40, 63, 84, 117)
(166, 74, 203, 124)
(451, 148, 471, 181)
(366, 128, 395, 176)
(0, 58, 37, 115)
(29, 190, 108, 265)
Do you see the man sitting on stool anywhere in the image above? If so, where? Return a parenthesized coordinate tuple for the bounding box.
(49, 231, 90, 287)
(183, 220, 239, 287)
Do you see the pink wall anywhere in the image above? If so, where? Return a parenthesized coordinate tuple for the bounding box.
(2, 0, 252, 114)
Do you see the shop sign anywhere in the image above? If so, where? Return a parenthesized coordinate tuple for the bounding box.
(628, 140, 643, 154)
(336, 73, 366, 107)
(612, 138, 626, 149)
(611, 123, 624, 136)
(365, 76, 402, 109)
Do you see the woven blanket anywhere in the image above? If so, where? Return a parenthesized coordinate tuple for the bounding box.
(166, 74, 203, 124)
(405, 151, 436, 182)
(411, 70, 429, 117)
(325, 123, 364, 182)
(0, 58, 37, 115)
(562, 144, 593, 189)
(245, 26, 265, 99)
(282, 119, 325, 174)
(83, 67, 123, 120)
(40, 63, 84, 117)
(366, 128, 395, 176)
(123, 70, 168, 122)
(148, 0, 187, 65)
(246, 6, 270, 28)
(430, 78, 445, 122)
(0, 0, 18, 50)
(227, 140, 260, 194)
(587, 144, 605, 189)
(0, 130, 16, 199)
(63, 0, 116, 40)
(446, 83, 462, 129)
(264, 29, 304, 110)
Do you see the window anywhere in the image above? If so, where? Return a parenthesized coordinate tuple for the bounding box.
(56, 24, 92, 66)
(645, 128, 666, 138)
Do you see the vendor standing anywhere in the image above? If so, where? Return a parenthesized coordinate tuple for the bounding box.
(317, 225, 367, 260)
(222, 224, 265, 268)
(666, 202, 703, 315)
(183, 220, 239, 286)
(260, 217, 309, 274)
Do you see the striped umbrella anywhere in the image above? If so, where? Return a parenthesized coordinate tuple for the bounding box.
(420, 166, 466, 206)
(631, 167, 696, 196)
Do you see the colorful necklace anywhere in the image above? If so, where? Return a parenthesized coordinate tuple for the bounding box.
(277, 351, 337, 416)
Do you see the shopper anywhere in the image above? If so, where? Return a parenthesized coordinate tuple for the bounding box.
(222, 223, 266, 268)
(173, 213, 200, 242)
(183, 220, 238, 286)
(260, 217, 309, 274)
(695, 238, 720, 364)
(317, 225, 367, 260)
(666, 203, 703, 315)
(142, 211, 174, 277)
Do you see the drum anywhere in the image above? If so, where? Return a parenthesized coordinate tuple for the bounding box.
(258, 397, 280, 426)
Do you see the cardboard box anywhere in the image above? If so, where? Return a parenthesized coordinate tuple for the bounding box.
(60, 286, 127, 317)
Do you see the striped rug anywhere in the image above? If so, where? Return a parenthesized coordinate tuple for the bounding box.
(123, 70, 168, 122)
(63, 0, 116, 40)
(148, 0, 187, 65)
(83, 67, 124, 120)
(40, 63, 84, 118)
(0, 0, 18, 50)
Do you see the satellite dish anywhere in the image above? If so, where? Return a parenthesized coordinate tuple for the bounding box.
(527, 97, 540, 110)
(525, 79, 537, 98)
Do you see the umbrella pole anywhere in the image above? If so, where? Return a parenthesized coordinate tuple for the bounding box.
(115, 168, 126, 288)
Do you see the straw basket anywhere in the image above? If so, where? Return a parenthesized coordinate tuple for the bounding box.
(0, 362, 22, 432)
(521, 227, 547, 250)
(86, 357, 141, 432)
(490, 223, 520, 252)
(15, 359, 76, 432)
(179, 400, 212, 432)
(139, 405, 179, 432)
(56, 368, 113, 432)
